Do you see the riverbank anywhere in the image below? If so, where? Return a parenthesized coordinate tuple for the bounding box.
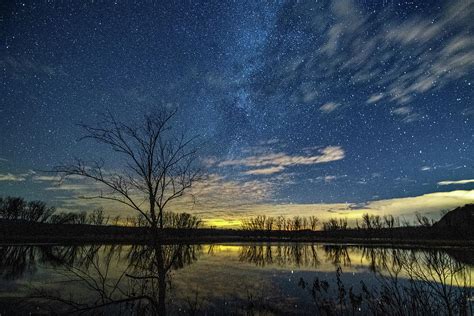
(1, 219, 472, 247)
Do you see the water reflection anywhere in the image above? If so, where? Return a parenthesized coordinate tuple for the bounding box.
(238, 244, 321, 267)
(0, 243, 472, 315)
(0, 243, 200, 314)
(298, 247, 473, 315)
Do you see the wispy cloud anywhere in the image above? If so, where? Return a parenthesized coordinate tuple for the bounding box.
(32, 175, 61, 182)
(217, 146, 345, 175)
(391, 106, 423, 123)
(392, 107, 411, 116)
(242, 166, 285, 175)
(0, 173, 27, 182)
(40, 172, 278, 219)
(319, 102, 340, 113)
(319, 175, 344, 183)
(462, 106, 474, 116)
(257, 0, 474, 113)
(362, 190, 474, 217)
(438, 179, 474, 186)
(21, 167, 474, 228)
(367, 93, 384, 104)
(1, 56, 67, 79)
(203, 189, 474, 227)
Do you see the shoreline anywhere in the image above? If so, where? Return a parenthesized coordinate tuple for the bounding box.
(1, 236, 473, 248)
(1, 220, 472, 248)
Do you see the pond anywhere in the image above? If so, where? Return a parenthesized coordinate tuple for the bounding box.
(0, 243, 472, 315)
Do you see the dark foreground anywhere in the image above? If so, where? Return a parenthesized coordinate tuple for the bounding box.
(1, 219, 473, 247)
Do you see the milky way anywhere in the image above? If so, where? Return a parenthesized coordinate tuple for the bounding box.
(1, 1, 473, 226)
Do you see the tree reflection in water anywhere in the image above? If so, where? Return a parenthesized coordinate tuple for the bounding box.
(0, 243, 200, 315)
(298, 246, 473, 316)
(0, 243, 472, 315)
(239, 243, 321, 267)
(0, 245, 86, 280)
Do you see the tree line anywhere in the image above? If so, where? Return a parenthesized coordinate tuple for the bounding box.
(0, 196, 201, 229)
(1, 195, 445, 231)
(241, 215, 320, 231)
(241, 211, 446, 231)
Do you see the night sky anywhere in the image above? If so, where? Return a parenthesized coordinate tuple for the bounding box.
(1, 0, 473, 227)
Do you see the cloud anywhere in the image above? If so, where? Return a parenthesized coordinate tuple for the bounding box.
(367, 93, 384, 104)
(319, 102, 340, 113)
(323, 175, 337, 182)
(242, 166, 285, 175)
(41, 172, 279, 220)
(255, 0, 474, 112)
(257, 138, 279, 145)
(27, 166, 474, 228)
(32, 175, 61, 182)
(218, 146, 345, 175)
(438, 179, 474, 186)
(310, 175, 347, 183)
(0, 173, 27, 182)
(391, 106, 423, 123)
(45, 183, 98, 191)
(362, 190, 474, 217)
(0, 56, 67, 78)
(183, 174, 275, 210)
(199, 189, 474, 227)
(320, 175, 348, 183)
(392, 107, 411, 116)
(462, 106, 474, 116)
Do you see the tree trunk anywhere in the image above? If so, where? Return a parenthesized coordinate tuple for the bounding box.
(159, 209, 163, 229)
(156, 243, 167, 316)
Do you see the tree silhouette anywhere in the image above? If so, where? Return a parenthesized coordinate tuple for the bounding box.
(54, 109, 201, 232)
(0, 197, 55, 223)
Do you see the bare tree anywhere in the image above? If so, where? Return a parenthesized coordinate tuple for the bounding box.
(383, 215, 395, 229)
(265, 216, 274, 231)
(276, 216, 285, 231)
(415, 212, 434, 227)
(309, 216, 319, 231)
(322, 218, 339, 231)
(361, 213, 372, 230)
(54, 109, 201, 232)
(371, 215, 383, 229)
(292, 216, 302, 231)
(0, 197, 55, 223)
(88, 207, 109, 225)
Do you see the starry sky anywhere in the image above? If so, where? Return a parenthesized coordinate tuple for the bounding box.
(1, 0, 473, 227)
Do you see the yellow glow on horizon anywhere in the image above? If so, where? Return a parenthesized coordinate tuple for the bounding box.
(52, 181, 474, 229)
(203, 218, 243, 229)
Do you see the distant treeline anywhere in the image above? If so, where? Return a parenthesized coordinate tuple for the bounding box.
(241, 215, 320, 231)
(326, 212, 442, 231)
(0, 196, 446, 232)
(0, 196, 201, 229)
(241, 212, 446, 232)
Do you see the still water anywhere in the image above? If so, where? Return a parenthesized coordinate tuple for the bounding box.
(0, 243, 472, 315)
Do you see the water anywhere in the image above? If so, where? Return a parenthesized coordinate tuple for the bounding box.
(0, 243, 472, 315)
